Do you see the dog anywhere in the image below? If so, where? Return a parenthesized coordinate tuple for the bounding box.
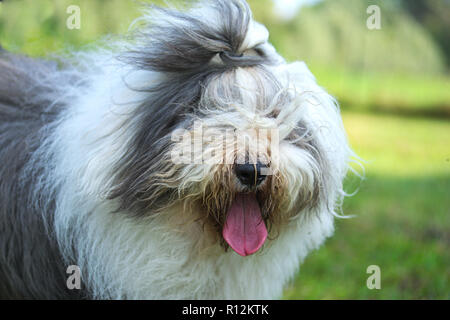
(0, 0, 354, 299)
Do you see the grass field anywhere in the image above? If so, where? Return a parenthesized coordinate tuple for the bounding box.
(0, 0, 449, 300)
(311, 66, 450, 118)
(284, 112, 450, 299)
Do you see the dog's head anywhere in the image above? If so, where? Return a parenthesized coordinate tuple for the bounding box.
(108, 0, 351, 256)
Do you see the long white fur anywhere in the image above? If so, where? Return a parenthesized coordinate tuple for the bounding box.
(28, 6, 352, 299)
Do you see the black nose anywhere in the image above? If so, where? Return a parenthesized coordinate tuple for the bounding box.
(234, 162, 267, 187)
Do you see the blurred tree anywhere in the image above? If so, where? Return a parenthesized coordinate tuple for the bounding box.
(400, 0, 450, 70)
(0, 0, 446, 75)
(249, 0, 446, 75)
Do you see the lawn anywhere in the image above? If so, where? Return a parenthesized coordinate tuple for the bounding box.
(283, 111, 450, 299)
(311, 66, 450, 117)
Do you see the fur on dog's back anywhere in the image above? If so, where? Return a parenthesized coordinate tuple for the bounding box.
(0, 52, 85, 299)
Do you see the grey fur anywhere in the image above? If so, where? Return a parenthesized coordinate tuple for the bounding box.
(0, 53, 87, 299)
(109, 0, 277, 215)
(124, 0, 271, 73)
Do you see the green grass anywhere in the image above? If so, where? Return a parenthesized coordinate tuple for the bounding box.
(343, 112, 450, 176)
(310, 65, 450, 117)
(283, 112, 450, 299)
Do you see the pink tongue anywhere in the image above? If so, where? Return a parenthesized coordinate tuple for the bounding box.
(223, 193, 267, 257)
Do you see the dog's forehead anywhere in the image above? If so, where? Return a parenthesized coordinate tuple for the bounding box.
(199, 66, 287, 114)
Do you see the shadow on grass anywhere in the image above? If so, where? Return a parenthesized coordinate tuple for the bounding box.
(341, 101, 450, 120)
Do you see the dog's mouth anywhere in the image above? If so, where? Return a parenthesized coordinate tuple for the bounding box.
(222, 193, 267, 257)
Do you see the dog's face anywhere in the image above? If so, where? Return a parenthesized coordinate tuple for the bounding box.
(160, 67, 329, 257)
(107, 0, 348, 257)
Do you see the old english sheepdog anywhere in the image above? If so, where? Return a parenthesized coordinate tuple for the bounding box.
(0, 0, 355, 299)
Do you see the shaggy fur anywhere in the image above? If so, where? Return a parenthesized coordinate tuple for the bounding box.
(0, 0, 355, 299)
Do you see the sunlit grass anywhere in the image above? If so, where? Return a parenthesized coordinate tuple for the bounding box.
(343, 112, 450, 176)
(311, 65, 450, 116)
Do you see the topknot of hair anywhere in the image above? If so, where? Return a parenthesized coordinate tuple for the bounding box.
(125, 0, 272, 73)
